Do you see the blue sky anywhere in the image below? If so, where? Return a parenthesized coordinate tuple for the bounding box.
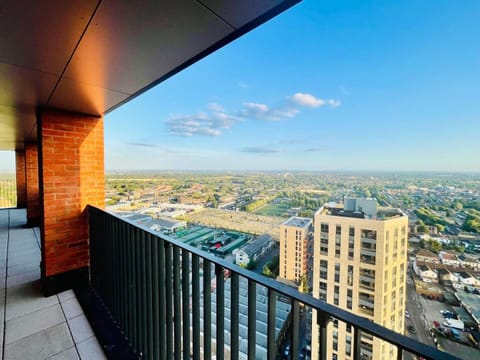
(1, 0, 479, 172)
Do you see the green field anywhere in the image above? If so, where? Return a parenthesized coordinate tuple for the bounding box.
(254, 203, 290, 217)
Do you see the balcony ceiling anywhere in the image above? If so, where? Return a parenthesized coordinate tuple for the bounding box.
(0, 0, 299, 150)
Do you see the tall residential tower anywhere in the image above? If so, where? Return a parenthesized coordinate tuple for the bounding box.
(312, 198, 408, 360)
(279, 216, 313, 283)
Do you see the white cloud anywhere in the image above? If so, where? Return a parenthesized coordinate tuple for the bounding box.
(165, 92, 340, 136)
(327, 99, 341, 108)
(240, 102, 299, 121)
(290, 93, 325, 107)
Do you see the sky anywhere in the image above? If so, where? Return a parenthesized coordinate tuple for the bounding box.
(1, 0, 479, 172)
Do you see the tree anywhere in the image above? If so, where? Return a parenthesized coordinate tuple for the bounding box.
(417, 224, 429, 233)
(299, 275, 309, 294)
(262, 265, 273, 277)
(429, 240, 442, 253)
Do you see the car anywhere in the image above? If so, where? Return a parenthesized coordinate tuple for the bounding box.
(433, 321, 441, 328)
(408, 325, 416, 334)
(284, 345, 290, 357)
(405, 310, 410, 318)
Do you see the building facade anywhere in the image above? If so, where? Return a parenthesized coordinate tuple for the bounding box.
(312, 198, 408, 360)
(279, 217, 313, 283)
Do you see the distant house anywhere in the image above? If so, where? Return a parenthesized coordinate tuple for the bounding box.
(413, 261, 438, 283)
(458, 254, 480, 271)
(236, 234, 272, 266)
(458, 272, 480, 287)
(146, 218, 186, 233)
(438, 269, 462, 288)
(439, 251, 460, 266)
(416, 249, 440, 264)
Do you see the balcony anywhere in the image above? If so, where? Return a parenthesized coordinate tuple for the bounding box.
(0, 209, 105, 359)
(88, 206, 458, 360)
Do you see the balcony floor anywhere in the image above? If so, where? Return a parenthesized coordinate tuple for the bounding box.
(0, 209, 105, 360)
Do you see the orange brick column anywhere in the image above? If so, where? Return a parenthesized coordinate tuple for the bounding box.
(38, 109, 104, 296)
(25, 143, 40, 226)
(15, 150, 27, 208)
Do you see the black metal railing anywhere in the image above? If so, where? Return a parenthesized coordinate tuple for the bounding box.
(88, 206, 459, 360)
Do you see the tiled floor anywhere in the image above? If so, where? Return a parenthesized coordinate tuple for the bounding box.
(0, 209, 106, 360)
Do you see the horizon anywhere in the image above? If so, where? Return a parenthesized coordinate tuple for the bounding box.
(1, 0, 480, 172)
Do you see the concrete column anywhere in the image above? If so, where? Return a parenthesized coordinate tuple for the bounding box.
(25, 143, 40, 226)
(38, 109, 105, 296)
(15, 150, 27, 208)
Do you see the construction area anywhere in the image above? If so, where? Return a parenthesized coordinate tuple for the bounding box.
(180, 209, 283, 240)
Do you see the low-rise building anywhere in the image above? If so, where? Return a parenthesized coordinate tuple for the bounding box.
(413, 261, 438, 283)
(416, 249, 440, 264)
(439, 251, 460, 266)
(235, 234, 273, 266)
(146, 218, 186, 233)
(458, 272, 480, 287)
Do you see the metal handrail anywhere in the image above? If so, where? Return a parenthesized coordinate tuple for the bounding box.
(88, 205, 460, 360)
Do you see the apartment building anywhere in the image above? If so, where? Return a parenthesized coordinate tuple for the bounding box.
(279, 216, 313, 283)
(312, 198, 408, 360)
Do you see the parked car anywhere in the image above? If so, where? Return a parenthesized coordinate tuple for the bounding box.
(405, 310, 410, 318)
(408, 325, 416, 334)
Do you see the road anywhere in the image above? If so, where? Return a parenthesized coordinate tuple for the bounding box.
(253, 246, 279, 275)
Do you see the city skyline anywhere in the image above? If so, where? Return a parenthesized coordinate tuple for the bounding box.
(1, 0, 479, 172)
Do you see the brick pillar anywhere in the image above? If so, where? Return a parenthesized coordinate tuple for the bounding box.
(25, 143, 40, 226)
(38, 109, 105, 296)
(15, 150, 27, 208)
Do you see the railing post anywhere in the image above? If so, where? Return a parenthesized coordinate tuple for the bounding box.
(216, 265, 225, 360)
(267, 288, 276, 360)
(182, 250, 191, 360)
(173, 247, 181, 360)
(165, 243, 174, 359)
(353, 327, 362, 360)
(230, 273, 239, 360)
(248, 280, 256, 359)
(317, 312, 329, 360)
(192, 254, 200, 360)
(203, 260, 212, 359)
(292, 300, 300, 360)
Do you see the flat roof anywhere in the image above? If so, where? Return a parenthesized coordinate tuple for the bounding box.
(318, 205, 405, 220)
(282, 216, 312, 228)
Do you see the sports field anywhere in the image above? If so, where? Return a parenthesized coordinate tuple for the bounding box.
(183, 209, 283, 240)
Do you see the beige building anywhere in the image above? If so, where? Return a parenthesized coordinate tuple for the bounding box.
(312, 198, 408, 360)
(279, 217, 313, 283)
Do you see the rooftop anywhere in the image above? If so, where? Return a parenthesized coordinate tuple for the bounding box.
(0, 209, 104, 359)
(417, 249, 439, 259)
(282, 216, 312, 228)
(239, 234, 272, 257)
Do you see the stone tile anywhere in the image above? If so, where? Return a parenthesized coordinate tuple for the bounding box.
(6, 281, 58, 321)
(4, 323, 74, 360)
(6, 268, 39, 288)
(58, 290, 75, 302)
(48, 346, 80, 360)
(68, 314, 94, 344)
(62, 297, 83, 320)
(7, 262, 39, 277)
(77, 337, 107, 360)
(5, 303, 65, 344)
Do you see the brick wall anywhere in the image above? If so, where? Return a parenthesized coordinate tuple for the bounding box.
(25, 143, 40, 225)
(39, 110, 105, 277)
(15, 151, 27, 208)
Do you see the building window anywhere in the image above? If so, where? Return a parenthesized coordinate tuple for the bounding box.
(335, 263, 340, 283)
(336, 225, 341, 235)
(334, 285, 339, 305)
(347, 288, 353, 309)
(347, 265, 353, 286)
(321, 223, 329, 233)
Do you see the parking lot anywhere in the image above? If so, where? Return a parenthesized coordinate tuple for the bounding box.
(405, 270, 480, 359)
